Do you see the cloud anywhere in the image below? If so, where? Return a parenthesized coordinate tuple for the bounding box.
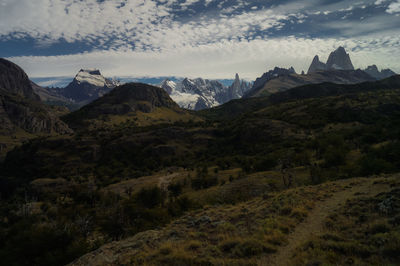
(1, 0, 399, 78)
(387, 0, 400, 13)
(0, 0, 289, 52)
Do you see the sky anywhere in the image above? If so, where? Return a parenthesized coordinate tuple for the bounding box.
(1, 0, 400, 80)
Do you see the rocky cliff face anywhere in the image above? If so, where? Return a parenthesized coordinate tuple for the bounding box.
(224, 73, 252, 102)
(326, 47, 354, 70)
(307, 55, 327, 74)
(0, 90, 72, 135)
(0, 58, 72, 157)
(0, 58, 40, 101)
(308, 47, 354, 74)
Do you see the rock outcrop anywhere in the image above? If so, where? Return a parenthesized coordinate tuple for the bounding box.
(0, 58, 40, 100)
(307, 55, 327, 74)
(0, 58, 72, 157)
(364, 65, 397, 80)
(326, 47, 354, 71)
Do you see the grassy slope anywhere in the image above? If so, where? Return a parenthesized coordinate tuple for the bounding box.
(69, 175, 399, 266)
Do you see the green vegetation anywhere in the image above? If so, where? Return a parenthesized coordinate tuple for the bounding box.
(1, 76, 400, 265)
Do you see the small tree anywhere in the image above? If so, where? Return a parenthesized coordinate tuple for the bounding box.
(279, 157, 294, 188)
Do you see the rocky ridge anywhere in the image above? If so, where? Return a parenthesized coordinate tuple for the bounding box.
(364, 65, 397, 80)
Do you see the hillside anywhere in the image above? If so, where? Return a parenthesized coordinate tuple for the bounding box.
(62, 82, 198, 130)
(1, 76, 400, 265)
(0, 58, 40, 101)
(69, 176, 400, 266)
(0, 59, 72, 158)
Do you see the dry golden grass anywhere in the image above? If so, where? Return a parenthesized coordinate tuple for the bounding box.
(72, 176, 397, 266)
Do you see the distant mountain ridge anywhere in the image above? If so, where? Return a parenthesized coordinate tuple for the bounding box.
(245, 47, 396, 98)
(249, 67, 296, 95)
(364, 65, 397, 80)
(160, 74, 251, 110)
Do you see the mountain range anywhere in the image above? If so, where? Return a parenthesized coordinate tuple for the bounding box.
(244, 47, 396, 98)
(160, 74, 251, 110)
(26, 47, 398, 112)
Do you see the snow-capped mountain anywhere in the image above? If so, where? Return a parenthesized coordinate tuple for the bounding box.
(160, 75, 251, 110)
(62, 69, 120, 103)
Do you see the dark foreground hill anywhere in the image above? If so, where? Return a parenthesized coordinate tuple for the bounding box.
(1, 75, 400, 265)
(0, 59, 72, 158)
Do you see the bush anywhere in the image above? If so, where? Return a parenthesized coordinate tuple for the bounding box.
(191, 176, 218, 190)
(219, 238, 276, 258)
(168, 183, 183, 198)
(253, 157, 277, 172)
(0, 223, 89, 266)
(136, 186, 166, 208)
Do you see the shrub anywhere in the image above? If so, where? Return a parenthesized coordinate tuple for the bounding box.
(186, 240, 202, 251)
(168, 183, 183, 198)
(136, 186, 166, 208)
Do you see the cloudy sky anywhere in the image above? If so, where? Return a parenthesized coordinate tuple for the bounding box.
(1, 0, 400, 80)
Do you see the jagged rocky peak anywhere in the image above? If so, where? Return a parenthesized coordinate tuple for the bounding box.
(326, 46, 354, 71)
(308, 47, 354, 74)
(364, 65, 397, 80)
(307, 55, 327, 74)
(160, 79, 176, 94)
(0, 58, 40, 100)
(227, 73, 251, 101)
(63, 68, 119, 103)
(74, 69, 117, 88)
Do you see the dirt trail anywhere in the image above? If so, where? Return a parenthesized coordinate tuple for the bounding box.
(261, 178, 391, 266)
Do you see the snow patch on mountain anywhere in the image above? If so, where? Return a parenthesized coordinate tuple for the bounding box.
(75, 69, 119, 88)
(160, 76, 251, 110)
